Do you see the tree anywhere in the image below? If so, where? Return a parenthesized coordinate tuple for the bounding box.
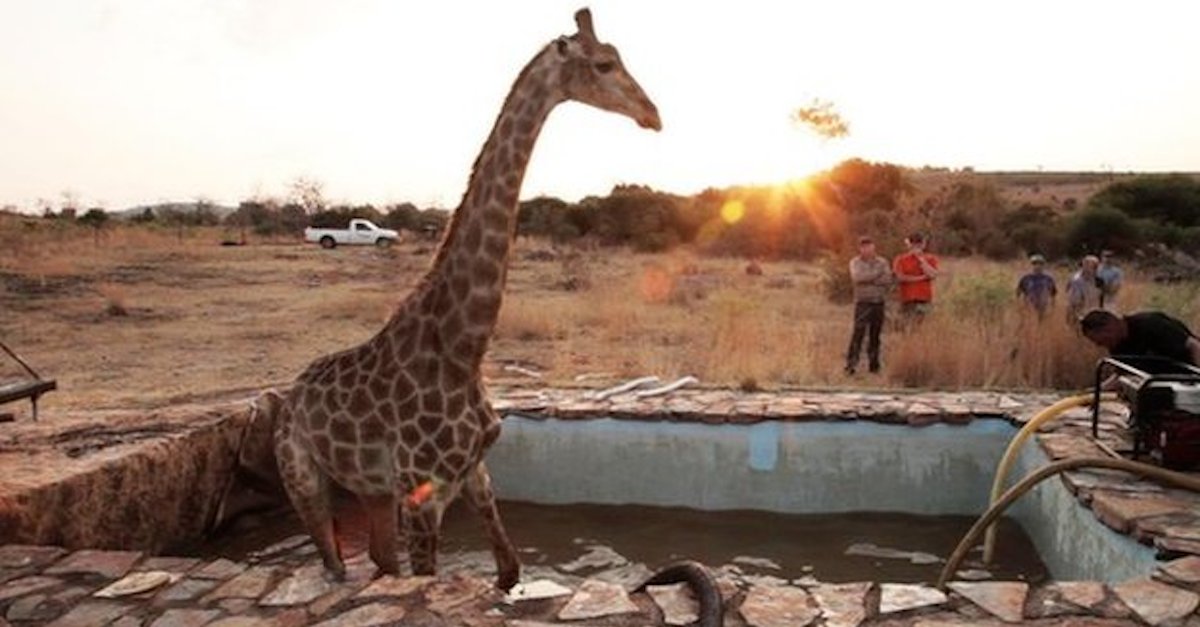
(132, 207, 157, 224)
(78, 208, 109, 245)
(289, 177, 327, 215)
(792, 98, 850, 139)
(381, 202, 422, 232)
(192, 198, 220, 226)
(309, 204, 383, 229)
(1066, 205, 1142, 255)
(279, 204, 308, 235)
(1088, 175, 1200, 228)
(826, 159, 912, 215)
(59, 190, 80, 219)
(518, 196, 578, 242)
(159, 207, 188, 242)
(1002, 203, 1064, 259)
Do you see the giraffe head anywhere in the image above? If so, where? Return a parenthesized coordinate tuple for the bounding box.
(550, 8, 661, 131)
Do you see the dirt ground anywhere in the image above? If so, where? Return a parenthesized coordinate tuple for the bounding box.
(3, 225, 1187, 419)
(0, 233, 849, 417)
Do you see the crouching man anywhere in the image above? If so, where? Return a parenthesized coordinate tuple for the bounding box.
(1081, 309, 1200, 366)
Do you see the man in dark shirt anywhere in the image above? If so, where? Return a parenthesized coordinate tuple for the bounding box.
(1080, 309, 1200, 366)
(1016, 254, 1056, 316)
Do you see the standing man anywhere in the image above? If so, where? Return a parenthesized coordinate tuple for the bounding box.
(1016, 253, 1057, 317)
(892, 232, 940, 324)
(1066, 255, 1104, 323)
(1098, 250, 1124, 307)
(845, 236, 892, 375)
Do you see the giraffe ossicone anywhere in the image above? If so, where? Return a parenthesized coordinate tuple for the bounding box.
(260, 7, 660, 590)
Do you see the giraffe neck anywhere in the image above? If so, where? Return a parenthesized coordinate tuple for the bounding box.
(388, 48, 561, 367)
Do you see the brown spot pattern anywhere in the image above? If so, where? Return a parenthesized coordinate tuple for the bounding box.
(266, 37, 618, 588)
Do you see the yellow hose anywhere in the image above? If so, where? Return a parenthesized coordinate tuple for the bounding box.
(982, 393, 1114, 563)
(940, 456, 1200, 588)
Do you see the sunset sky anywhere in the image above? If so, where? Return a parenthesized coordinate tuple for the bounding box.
(2, 1, 1198, 211)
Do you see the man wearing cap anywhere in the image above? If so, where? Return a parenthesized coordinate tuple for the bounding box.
(1098, 250, 1123, 306)
(845, 235, 892, 375)
(892, 232, 940, 324)
(1016, 254, 1057, 317)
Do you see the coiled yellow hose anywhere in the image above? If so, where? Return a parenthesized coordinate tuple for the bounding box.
(982, 393, 1115, 563)
(941, 456, 1200, 588)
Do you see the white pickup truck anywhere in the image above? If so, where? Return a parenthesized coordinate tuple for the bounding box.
(304, 219, 399, 249)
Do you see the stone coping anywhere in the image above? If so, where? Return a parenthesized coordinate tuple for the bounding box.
(1, 387, 1200, 624)
(0, 403, 251, 552)
(1, 539, 1199, 625)
(491, 387, 1062, 427)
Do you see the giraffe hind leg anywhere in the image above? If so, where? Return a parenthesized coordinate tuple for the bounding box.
(276, 430, 345, 579)
(359, 492, 401, 576)
(463, 461, 520, 591)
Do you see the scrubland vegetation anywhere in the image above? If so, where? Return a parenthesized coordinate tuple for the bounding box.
(2, 164, 1199, 415)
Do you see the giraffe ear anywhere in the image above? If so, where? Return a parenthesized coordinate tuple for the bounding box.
(574, 8, 596, 42)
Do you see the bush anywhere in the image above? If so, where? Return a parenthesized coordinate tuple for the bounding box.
(819, 250, 854, 304)
(944, 271, 1012, 323)
(309, 205, 383, 229)
(932, 230, 972, 257)
(1090, 175, 1200, 227)
(1143, 282, 1200, 322)
(1010, 223, 1066, 259)
(979, 236, 1020, 261)
(1181, 228, 1200, 256)
(1065, 205, 1142, 255)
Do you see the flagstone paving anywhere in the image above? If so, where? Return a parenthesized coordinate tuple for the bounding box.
(1, 387, 1199, 624)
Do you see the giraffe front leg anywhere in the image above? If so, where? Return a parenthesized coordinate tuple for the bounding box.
(276, 433, 345, 579)
(405, 500, 443, 577)
(463, 462, 520, 591)
(359, 492, 401, 577)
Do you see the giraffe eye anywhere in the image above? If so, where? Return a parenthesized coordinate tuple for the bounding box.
(594, 61, 615, 74)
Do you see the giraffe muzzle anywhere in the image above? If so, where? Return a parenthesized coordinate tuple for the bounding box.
(637, 105, 662, 131)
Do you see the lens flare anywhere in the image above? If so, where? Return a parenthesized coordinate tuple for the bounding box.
(720, 200, 745, 224)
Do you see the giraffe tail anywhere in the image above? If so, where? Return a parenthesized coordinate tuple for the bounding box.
(236, 388, 291, 494)
(636, 560, 724, 627)
(211, 388, 290, 533)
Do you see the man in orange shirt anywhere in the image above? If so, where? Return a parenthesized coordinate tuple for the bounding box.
(892, 232, 940, 323)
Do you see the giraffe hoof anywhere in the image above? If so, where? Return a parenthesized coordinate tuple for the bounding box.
(372, 564, 402, 579)
(321, 564, 347, 583)
(496, 567, 520, 592)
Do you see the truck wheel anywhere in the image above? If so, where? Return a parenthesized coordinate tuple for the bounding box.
(375, 238, 394, 249)
(320, 236, 336, 249)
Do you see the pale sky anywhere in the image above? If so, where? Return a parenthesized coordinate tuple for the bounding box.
(2, 1, 1198, 211)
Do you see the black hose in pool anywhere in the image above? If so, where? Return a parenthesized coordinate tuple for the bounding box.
(637, 560, 724, 627)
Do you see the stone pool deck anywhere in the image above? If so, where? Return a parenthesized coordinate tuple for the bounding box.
(2, 387, 1200, 625)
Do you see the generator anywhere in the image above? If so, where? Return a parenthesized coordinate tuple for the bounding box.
(1092, 356, 1200, 470)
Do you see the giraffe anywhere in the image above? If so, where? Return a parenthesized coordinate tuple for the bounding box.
(266, 8, 660, 589)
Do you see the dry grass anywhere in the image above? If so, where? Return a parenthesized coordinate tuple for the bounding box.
(1, 220, 1198, 418)
(95, 282, 130, 317)
(887, 307, 1103, 390)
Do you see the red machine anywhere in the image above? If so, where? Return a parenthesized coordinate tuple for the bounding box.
(1093, 356, 1200, 470)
